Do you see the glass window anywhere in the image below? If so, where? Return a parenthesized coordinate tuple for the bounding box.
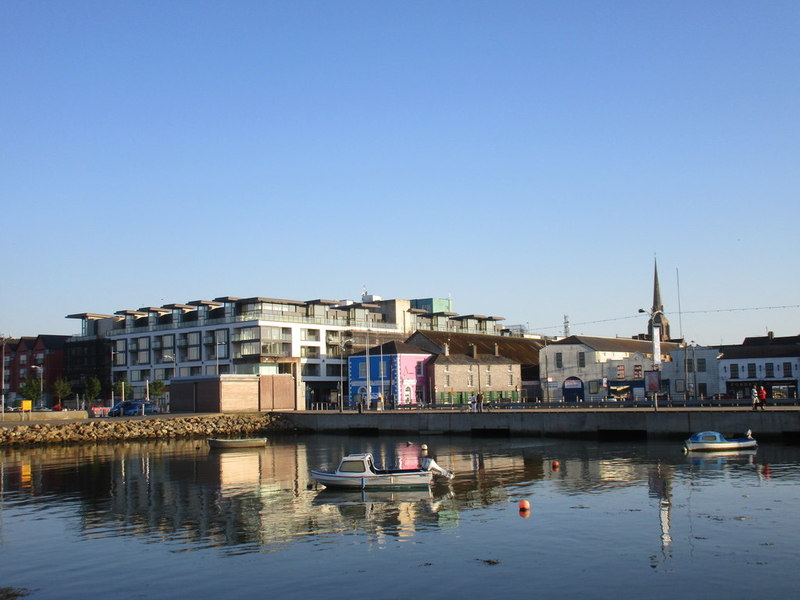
(686, 359, 694, 373)
(634, 364, 643, 378)
(445, 375, 450, 387)
(730, 364, 739, 379)
(616, 365, 625, 379)
(508, 374, 514, 386)
(301, 346, 320, 358)
(555, 353, 563, 369)
(239, 342, 259, 356)
(468, 375, 473, 387)
(302, 329, 320, 342)
(765, 362, 774, 378)
(358, 363, 366, 379)
(747, 363, 756, 378)
(302, 363, 320, 377)
(578, 352, 585, 368)
(783, 362, 793, 376)
(697, 358, 706, 372)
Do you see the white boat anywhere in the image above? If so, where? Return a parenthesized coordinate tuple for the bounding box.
(684, 431, 757, 452)
(310, 453, 454, 489)
(208, 437, 268, 449)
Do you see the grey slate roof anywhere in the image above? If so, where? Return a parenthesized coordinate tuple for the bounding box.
(552, 335, 681, 354)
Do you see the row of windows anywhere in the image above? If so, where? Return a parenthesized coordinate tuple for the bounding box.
(729, 362, 794, 379)
(444, 364, 513, 372)
(444, 374, 515, 387)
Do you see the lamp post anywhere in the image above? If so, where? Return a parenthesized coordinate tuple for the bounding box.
(690, 341, 698, 402)
(639, 308, 664, 409)
(339, 338, 354, 412)
(1, 336, 7, 417)
(31, 364, 44, 408)
(215, 341, 225, 375)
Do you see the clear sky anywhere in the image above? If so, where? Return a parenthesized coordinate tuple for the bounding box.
(2, 1, 798, 346)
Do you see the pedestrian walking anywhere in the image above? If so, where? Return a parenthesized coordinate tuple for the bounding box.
(758, 386, 767, 411)
(751, 386, 759, 411)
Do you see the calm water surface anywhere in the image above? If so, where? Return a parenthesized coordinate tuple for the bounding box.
(1, 434, 799, 599)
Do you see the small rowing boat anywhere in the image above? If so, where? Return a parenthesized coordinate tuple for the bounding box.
(208, 437, 268, 449)
(684, 430, 757, 452)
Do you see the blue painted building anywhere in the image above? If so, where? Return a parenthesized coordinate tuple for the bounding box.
(347, 341, 432, 408)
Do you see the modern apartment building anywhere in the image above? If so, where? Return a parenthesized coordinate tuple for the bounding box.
(67, 294, 508, 408)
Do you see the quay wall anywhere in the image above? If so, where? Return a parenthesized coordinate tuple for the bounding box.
(0, 413, 294, 446)
(284, 410, 800, 441)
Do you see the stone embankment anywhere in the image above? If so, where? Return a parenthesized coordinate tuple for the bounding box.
(0, 413, 295, 446)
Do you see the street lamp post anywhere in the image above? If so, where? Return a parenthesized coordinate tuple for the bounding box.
(31, 364, 44, 408)
(215, 341, 225, 375)
(339, 338, 354, 412)
(1, 336, 7, 418)
(690, 341, 698, 401)
(639, 308, 664, 409)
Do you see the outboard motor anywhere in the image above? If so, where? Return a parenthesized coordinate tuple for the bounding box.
(421, 456, 455, 479)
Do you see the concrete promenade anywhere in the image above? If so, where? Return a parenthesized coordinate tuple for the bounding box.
(285, 407, 800, 441)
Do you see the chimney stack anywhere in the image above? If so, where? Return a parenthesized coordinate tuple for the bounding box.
(469, 344, 478, 359)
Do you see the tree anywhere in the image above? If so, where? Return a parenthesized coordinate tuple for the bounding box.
(114, 377, 133, 400)
(85, 376, 101, 404)
(149, 380, 166, 411)
(149, 380, 166, 401)
(53, 377, 72, 405)
(20, 376, 43, 405)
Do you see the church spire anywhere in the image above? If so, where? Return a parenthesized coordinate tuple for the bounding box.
(648, 259, 671, 341)
(652, 259, 664, 313)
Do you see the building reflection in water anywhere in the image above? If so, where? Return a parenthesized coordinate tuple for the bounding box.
(0, 437, 779, 557)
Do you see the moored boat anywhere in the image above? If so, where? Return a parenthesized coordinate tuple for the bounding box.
(208, 437, 268, 449)
(684, 430, 757, 452)
(310, 452, 454, 489)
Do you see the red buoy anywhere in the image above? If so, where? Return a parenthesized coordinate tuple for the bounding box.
(518, 499, 530, 511)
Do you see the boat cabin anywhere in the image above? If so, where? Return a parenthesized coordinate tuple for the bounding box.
(336, 454, 379, 475)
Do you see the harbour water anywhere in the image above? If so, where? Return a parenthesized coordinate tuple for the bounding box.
(1, 434, 799, 599)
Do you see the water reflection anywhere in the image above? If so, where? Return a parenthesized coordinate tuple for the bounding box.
(2, 436, 800, 556)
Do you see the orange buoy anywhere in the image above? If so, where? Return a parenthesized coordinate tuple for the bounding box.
(518, 499, 530, 511)
(518, 509, 531, 519)
(552, 460, 560, 470)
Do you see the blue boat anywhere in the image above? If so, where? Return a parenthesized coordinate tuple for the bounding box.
(684, 430, 757, 452)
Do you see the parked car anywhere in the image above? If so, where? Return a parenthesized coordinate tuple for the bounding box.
(108, 401, 159, 417)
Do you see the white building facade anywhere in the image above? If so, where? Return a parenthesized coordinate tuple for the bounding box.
(68, 294, 508, 408)
(540, 335, 680, 402)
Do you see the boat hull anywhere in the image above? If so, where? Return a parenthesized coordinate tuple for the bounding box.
(208, 438, 267, 449)
(684, 431, 757, 452)
(684, 439, 757, 452)
(309, 469, 433, 489)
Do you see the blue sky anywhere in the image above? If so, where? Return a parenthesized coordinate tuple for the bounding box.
(2, 1, 798, 345)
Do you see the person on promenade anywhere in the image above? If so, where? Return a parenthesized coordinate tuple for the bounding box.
(477, 392, 484, 413)
(758, 386, 767, 411)
(469, 394, 476, 413)
(751, 386, 759, 411)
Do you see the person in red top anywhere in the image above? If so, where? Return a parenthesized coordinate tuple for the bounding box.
(757, 386, 768, 411)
